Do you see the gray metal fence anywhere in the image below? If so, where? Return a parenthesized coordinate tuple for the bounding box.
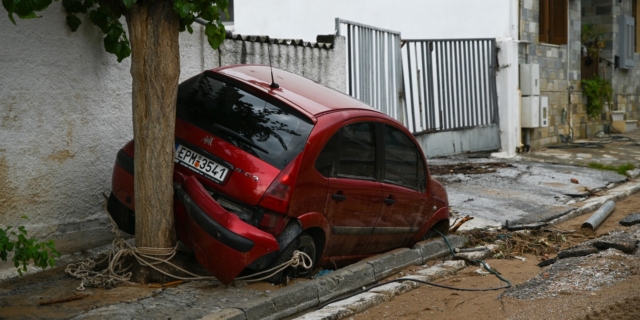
(402, 39, 499, 134)
(335, 18, 406, 124)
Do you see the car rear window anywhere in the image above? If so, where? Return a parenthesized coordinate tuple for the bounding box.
(176, 74, 314, 169)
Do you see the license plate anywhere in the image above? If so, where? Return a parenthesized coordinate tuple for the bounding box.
(175, 145, 229, 183)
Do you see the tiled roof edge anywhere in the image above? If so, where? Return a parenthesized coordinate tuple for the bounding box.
(224, 31, 336, 49)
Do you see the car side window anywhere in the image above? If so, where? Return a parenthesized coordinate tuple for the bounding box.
(336, 122, 376, 180)
(315, 130, 341, 177)
(383, 125, 425, 191)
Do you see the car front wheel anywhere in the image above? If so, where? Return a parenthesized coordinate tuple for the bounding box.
(267, 232, 316, 284)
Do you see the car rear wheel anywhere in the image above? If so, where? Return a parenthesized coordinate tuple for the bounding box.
(423, 219, 451, 240)
(267, 232, 316, 284)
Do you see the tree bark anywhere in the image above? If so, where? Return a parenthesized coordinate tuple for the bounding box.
(125, 0, 180, 283)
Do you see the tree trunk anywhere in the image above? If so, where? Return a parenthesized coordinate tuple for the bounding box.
(125, 0, 180, 283)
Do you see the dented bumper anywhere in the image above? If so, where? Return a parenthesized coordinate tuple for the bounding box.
(174, 175, 279, 284)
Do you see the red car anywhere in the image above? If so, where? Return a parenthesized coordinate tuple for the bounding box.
(107, 65, 449, 284)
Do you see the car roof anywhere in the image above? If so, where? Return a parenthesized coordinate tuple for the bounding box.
(213, 65, 380, 117)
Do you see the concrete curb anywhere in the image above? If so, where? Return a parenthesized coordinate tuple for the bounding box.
(203, 234, 466, 320)
(548, 179, 640, 225)
(294, 260, 467, 320)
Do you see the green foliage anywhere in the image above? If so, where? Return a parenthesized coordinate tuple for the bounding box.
(588, 162, 635, 175)
(0, 216, 60, 276)
(581, 23, 606, 58)
(2, 0, 228, 62)
(581, 75, 613, 120)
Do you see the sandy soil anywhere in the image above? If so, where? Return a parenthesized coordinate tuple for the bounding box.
(352, 193, 640, 320)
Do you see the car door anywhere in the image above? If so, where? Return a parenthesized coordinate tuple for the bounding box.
(319, 121, 383, 257)
(369, 123, 433, 250)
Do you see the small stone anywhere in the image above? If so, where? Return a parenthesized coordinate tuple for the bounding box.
(571, 178, 579, 184)
(557, 247, 598, 259)
(620, 213, 640, 226)
(592, 240, 638, 253)
(538, 257, 557, 267)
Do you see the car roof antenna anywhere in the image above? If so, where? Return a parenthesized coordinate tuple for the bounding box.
(267, 40, 279, 89)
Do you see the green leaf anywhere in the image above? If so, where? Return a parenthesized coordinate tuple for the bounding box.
(13, 0, 52, 17)
(66, 14, 81, 31)
(204, 22, 225, 50)
(2, 0, 17, 24)
(173, 0, 190, 18)
(61, 0, 85, 13)
(122, 0, 135, 9)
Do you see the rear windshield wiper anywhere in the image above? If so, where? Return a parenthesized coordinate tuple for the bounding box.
(213, 124, 270, 154)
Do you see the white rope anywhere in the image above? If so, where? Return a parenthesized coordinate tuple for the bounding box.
(65, 207, 313, 289)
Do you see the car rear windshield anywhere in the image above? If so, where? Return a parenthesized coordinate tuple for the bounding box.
(176, 73, 314, 170)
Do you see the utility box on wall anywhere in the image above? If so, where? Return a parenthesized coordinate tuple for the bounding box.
(540, 96, 549, 127)
(521, 96, 549, 128)
(521, 96, 540, 128)
(520, 64, 540, 96)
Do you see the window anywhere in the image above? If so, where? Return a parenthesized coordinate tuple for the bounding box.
(539, 0, 568, 45)
(221, 0, 234, 25)
(315, 132, 341, 177)
(336, 123, 376, 180)
(619, 14, 636, 69)
(382, 125, 425, 191)
(176, 73, 313, 169)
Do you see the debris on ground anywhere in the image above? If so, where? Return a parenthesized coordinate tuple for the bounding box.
(459, 228, 572, 259)
(557, 247, 599, 259)
(429, 162, 513, 175)
(620, 213, 640, 226)
(449, 215, 474, 232)
(502, 248, 640, 300)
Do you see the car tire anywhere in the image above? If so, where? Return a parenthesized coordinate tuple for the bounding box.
(423, 219, 450, 240)
(266, 232, 316, 284)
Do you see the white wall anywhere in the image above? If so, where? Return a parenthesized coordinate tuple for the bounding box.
(234, 0, 515, 41)
(0, 2, 206, 262)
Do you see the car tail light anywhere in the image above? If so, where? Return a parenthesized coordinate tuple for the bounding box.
(258, 154, 303, 214)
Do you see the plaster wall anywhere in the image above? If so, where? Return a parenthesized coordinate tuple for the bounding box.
(233, 0, 514, 41)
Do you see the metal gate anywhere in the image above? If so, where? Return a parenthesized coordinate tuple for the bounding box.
(335, 18, 406, 124)
(401, 38, 501, 156)
(336, 18, 501, 157)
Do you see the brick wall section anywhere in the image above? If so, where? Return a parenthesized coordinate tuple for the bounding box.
(598, 0, 640, 124)
(521, 0, 586, 148)
(520, 0, 609, 149)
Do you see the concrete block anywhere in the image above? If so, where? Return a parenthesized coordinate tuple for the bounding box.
(364, 248, 422, 281)
(322, 292, 387, 314)
(313, 261, 376, 304)
(368, 280, 419, 299)
(230, 296, 277, 320)
(265, 281, 319, 320)
(200, 308, 246, 320)
(294, 306, 352, 320)
(612, 120, 635, 133)
(412, 235, 466, 264)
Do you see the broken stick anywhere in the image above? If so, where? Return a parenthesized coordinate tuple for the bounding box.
(449, 215, 474, 233)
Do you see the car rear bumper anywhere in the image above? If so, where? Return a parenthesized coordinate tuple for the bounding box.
(175, 175, 280, 284)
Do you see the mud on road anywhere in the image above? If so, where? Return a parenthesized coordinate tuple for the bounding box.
(352, 193, 640, 320)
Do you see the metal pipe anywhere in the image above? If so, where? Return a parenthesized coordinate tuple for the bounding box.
(582, 200, 616, 230)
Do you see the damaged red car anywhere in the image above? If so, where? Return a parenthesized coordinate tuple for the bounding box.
(107, 65, 450, 284)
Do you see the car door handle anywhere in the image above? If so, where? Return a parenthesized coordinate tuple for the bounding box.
(383, 196, 396, 205)
(331, 193, 347, 202)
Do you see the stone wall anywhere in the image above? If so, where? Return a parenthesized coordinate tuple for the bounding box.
(584, 0, 640, 126)
(519, 0, 607, 149)
(0, 4, 345, 278)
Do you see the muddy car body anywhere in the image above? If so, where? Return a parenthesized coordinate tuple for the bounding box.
(107, 65, 449, 284)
